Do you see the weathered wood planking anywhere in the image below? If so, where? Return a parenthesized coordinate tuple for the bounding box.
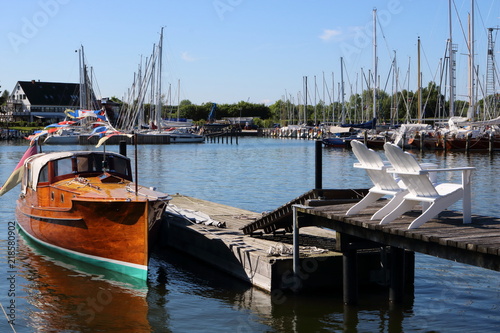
(295, 200, 500, 271)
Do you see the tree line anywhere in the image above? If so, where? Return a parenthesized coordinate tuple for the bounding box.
(131, 80, 499, 128)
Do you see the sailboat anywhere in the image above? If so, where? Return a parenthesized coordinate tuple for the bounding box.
(407, 0, 500, 151)
(44, 46, 110, 145)
(323, 9, 383, 149)
(116, 29, 203, 144)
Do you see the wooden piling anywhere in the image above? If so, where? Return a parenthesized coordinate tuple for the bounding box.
(389, 246, 405, 303)
(315, 140, 323, 194)
(119, 140, 127, 156)
(343, 248, 358, 305)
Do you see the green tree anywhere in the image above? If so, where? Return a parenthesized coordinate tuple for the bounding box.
(0, 89, 8, 105)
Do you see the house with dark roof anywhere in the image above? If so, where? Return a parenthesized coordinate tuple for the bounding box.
(7, 80, 97, 123)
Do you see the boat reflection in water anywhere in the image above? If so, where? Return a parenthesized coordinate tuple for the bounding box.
(15, 231, 151, 332)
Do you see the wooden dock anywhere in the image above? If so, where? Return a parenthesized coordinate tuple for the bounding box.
(159, 192, 406, 293)
(290, 201, 500, 272)
(159, 188, 500, 304)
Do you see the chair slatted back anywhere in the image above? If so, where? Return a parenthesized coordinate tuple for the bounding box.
(351, 140, 400, 192)
(383, 143, 439, 197)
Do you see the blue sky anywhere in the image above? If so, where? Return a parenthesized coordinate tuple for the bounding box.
(1, 0, 500, 106)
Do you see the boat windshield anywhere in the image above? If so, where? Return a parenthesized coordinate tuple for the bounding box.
(51, 153, 131, 181)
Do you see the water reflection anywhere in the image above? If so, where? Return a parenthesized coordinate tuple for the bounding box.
(15, 232, 151, 332)
(1, 139, 499, 332)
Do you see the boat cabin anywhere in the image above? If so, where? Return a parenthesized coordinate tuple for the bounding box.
(22, 151, 133, 193)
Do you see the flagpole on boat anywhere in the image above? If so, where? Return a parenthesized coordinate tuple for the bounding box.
(134, 132, 138, 194)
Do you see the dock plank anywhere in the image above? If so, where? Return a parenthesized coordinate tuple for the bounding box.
(160, 194, 350, 291)
(292, 200, 500, 272)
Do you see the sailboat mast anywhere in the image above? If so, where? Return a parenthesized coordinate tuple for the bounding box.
(340, 57, 345, 124)
(372, 8, 377, 122)
(156, 27, 163, 130)
(79, 45, 87, 110)
(177, 79, 181, 120)
(467, 0, 475, 120)
(449, 0, 455, 117)
(304, 76, 308, 124)
(418, 37, 422, 123)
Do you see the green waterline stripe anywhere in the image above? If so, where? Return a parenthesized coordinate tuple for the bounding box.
(16, 222, 148, 280)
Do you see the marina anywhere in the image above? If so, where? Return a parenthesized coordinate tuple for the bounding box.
(3, 0, 500, 331)
(1, 137, 499, 332)
(160, 159, 500, 306)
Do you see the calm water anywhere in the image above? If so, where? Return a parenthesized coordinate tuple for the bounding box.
(0, 137, 499, 332)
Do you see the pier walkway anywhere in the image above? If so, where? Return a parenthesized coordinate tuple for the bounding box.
(160, 189, 500, 304)
(244, 199, 500, 272)
(160, 192, 390, 293)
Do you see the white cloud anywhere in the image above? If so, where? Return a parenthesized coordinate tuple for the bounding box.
(181, 51, 197, 62)
(319, 29, 342, 41)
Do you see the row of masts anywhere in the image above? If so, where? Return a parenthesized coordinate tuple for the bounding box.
(281, 1, 499, 127)
(78, 45, 99, 111)
(116, 28, 167, 132)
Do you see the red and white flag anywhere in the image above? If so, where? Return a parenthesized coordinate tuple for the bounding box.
(0, 144, 38, 196)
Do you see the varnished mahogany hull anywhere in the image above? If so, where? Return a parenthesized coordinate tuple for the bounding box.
(16, 188, 165, 279)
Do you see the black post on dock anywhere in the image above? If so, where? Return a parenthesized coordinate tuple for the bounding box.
(315, 140, 323, 198)
(389, 246, 405, 303)
(343, 248, 358, 305)
(119, 140, 127, 156)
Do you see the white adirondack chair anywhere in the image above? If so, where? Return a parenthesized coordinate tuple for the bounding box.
(381, 143, 475, 229)
(346, 140, 408, 220)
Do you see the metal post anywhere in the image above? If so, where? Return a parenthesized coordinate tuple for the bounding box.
(292, 205, 300, 277)
(315, 140, 322, 191)
(134, 133, 138, 194)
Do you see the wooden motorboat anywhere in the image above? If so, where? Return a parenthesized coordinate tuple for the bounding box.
(14, 149, 170, 279)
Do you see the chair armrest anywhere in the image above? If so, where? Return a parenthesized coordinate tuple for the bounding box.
(386, 167, 475, 175)
(418, 167, 475, 173)
(354, 163, 388, 171)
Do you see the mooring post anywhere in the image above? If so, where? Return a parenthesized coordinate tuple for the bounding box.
(489, 132, 493, 154)
(315, 140, 323, 197)
(343, 248, 358, 305)
(419, 132, 424, 152)
(444, 133, 448, 152)
(292, 205, 300, 278)
(389, 246, 405, 303)
(119, 140, 127, 156)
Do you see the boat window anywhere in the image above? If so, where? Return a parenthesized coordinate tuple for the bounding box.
(76, 156, 89, 173)
(111, 157, 129, 176)
(92, 154, 107, 172)
(39, 164, 49, 183)
(54, 158, 73, 177)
